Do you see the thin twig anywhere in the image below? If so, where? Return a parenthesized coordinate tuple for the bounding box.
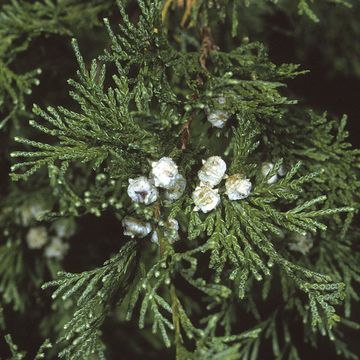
(179, 112, 194, 149)
(199, 26, 216, 71)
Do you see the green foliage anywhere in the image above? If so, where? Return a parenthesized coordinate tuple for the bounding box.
(186, 121, 352, 332)
(0, 0, 358, 359)
(189, 326, 262, 360)
(10, 0, 308, 211)
(4, 334, 51, 360)
(0, 241, 27, 312)
(268, 110, 360, 216)
(125, 239, 230, 347)
(4, 334, 26, 360)
(0, 0, 113, 128)
(162, 0, 352, 35)
(42, 241, 138, 359)
(10, 37, 160, 182)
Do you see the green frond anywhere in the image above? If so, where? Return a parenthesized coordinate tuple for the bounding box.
(1, 0, 358, 358)
(42, 241, 138, 359)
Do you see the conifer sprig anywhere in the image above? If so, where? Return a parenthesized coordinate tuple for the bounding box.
(0, 0, 114, 128)
(4, 334, 51, 360)
(162, 0, 352, 32)
(186, 149, 352, 330)
(10, 38, 161, 183)
(42, 241, 138, 359)
(0, 241, 26, 312)
(2, 0, 358, 358)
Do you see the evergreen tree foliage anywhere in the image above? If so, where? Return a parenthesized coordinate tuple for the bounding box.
(0, 0, 114, 128)
(0, 0, 359, 359)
